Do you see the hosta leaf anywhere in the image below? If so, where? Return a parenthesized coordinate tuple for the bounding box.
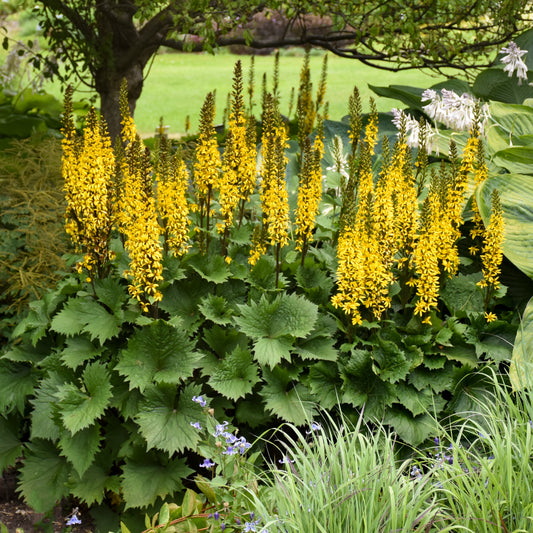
(60, 335, 103, 369)
(477, 173, 533, 279)
(492, 146, 533, 174)
(384, 408, 436, 446)
(56, 363, 112, 434)
(0, 360, 35, 415)
(58, 424, 101, 477)
(51, 296, 120, 343)
(261, 368, 317, 424)
(208, 347, 260, 400)
(135, 383, 204, 454)
(121, 455, 193, 509)
(510, 297, 533, 391)
(473, 68, 533, 104)
(0, 417, 22, 471)
(18, 440, 69, 512)
(116, 320, 200, 392)
(198, 294, 233, 325)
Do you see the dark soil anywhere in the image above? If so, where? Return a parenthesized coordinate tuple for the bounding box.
(0, 469, 94, 532)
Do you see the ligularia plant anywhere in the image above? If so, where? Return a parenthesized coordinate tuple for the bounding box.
(499, 41, 529, 84)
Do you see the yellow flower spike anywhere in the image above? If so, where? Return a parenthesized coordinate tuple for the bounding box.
(219, 61, 257, 233)
(295, 121, 324, 255)
(480, 189, 505, 292)
(61, 99, 115, 280)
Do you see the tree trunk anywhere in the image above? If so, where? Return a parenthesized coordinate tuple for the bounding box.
(95, 63, 144, 142)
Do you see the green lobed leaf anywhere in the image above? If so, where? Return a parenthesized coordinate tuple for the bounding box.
(0, 360, 35, 415)
(340, 349, 396, 419)
(55, 363, 112, 434)
(159, 275, 210, 333)
(135, 383, 204, 454)
(121, 455, 193, 509)
(30, 373, 65, 441)
(236, 293, 318, 340)
(69, 464, 117, 506)
(58, 424, 101, 477)
(261, 367, 317, 424)
(440, 273, 485, 316)
(208, 347, 260, 400)
(115, 320, 200, 392)
(93, 277, 128, 315)
(477, 173, 533, 279)
(60, 335, 104, 369)
(253, 336, 293, 367)
(17, 439, 69, 512)
(50, 296, 120, 343)
(198, 294, 233, 325)
(384, 408, 436, 446)
(371, 337, 410, 383)
(307, 361, 343, 409)
(0, 417, 22, 471)
(394, 382, 447, 418)
(187, 253, 231, 284)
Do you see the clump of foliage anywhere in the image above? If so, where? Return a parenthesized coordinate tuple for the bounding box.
(0, 135, 70, 344)
(0, 53, 518, 531)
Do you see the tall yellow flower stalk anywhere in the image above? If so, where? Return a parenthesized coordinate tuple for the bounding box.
(469, 139, 489, 254)
(61, 88, 115, 281)
(250, 93, 289, 272)
(477, 189, 505, 321)
(193, 91, 221, 252)
(295, 121, 324, 260)
(117, 82, 163, 312)
(297, 48, 315, 147)
(332, 114, 397, 324)
(157, 138, 191, 257)
(411, 182, 446, 324)
(219, 60, 257, 238)
(439, 133, 479, 276)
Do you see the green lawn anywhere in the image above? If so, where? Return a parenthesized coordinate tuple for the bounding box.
(47, 50, 449, 136)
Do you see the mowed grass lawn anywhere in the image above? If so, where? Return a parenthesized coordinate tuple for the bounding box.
(43, 50, 451, 136)
(133, 51, 448, 136)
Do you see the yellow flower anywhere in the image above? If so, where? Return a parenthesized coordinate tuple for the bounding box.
(485, 312, 497, 322)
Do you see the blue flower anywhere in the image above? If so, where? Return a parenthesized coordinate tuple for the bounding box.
(200, 458, 215, 468)
(192, 395, 207, 407)
(244, 519, 261, 532)
(214, 511, 220, 521)
(66, 515, 82, 526)
(213, 421, 229, 437)
(434, 436, 440, 446)
(278, 456, 295, 465)
(223, 446, 237, 455)
(190, 421, 202, 430)
(306, 422, 321, 434)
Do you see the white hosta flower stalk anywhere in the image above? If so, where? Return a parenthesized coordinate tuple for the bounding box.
(391, 109, 437, 154)
(499, 41, 528, 85)
(421, 89, 490, 134)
